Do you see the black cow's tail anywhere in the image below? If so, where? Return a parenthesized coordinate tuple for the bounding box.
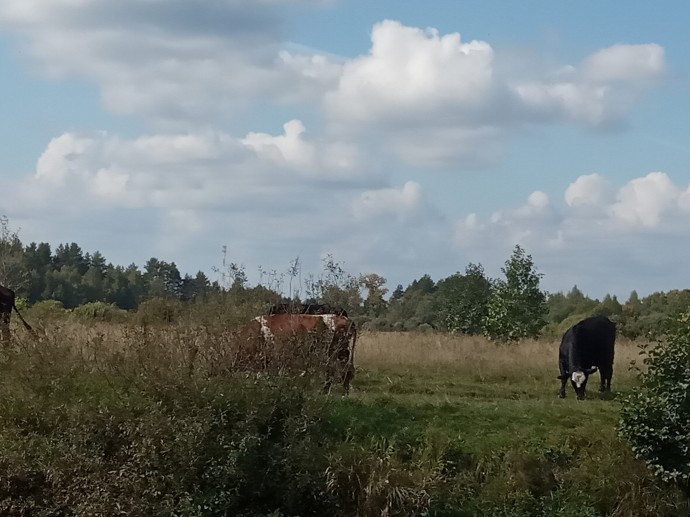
(12, 303, 37, 338)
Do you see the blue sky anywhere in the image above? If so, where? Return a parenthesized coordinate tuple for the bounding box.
(0, 0, 689, 300)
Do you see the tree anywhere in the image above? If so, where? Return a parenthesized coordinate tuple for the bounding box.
(304, 256, 363, 314)
(483, 245, 548, 341)
(405, 274, 435, 296)
(596, 294, 623, 317)
(82, 265, 106, 302)
(24, 242, 52, 303)
(53, 242, 88, 275)
(144, 258, 183, 299)
(390, 284, 404, 302)
(181, 271, 212, 300)
(0, 216, 28, 291)
(436, 263, 491, 335)
(361, 273, 388, 317)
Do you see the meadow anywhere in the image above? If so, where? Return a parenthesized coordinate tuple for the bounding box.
(0, 321, 687, 516)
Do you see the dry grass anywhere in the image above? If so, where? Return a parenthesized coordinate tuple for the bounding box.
(8, 322, 645, 392)
(356, 331, 643, 381)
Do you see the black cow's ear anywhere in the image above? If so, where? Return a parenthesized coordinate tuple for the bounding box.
(585, 367, 598, 375)
(557, 374, 567, 380)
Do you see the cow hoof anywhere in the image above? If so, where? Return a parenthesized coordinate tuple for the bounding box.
(558, 392, 565, 399)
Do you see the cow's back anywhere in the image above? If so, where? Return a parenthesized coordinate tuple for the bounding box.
(572, 315, 616, 365)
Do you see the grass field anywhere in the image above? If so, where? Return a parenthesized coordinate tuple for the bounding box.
(0, 324, 687, 516)
(331, 332, 687, 516)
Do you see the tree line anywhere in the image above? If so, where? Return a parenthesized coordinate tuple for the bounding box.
(1, 216, 689, 340)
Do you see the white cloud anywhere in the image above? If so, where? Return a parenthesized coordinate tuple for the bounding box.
(352, 181, 422, 221)
(513, 43, 664, 127)
(0, 0, 342, 124)
(582, 44, 665, 83)
(242, 120, 368, 180)
(325, 20, 494, 122)
(323, 20, 665, 166)
(0, 6, 667, 168)
(565, 173, 612, 208)
(458, 172, 690, 252)
(16, 121, 372, 221)
(244, 120, 316, 169)
(454, 171, 690, 297)
(0, 123, 403, 282)
(0, 6, 677, 297)
(611, 172, 686, 228)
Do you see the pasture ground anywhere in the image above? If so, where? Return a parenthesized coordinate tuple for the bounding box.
(0, 324, 687, 516)
(326, 332, 689, 516)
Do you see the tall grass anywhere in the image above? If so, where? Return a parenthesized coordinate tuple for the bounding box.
(0, 321, 686, 516)
(357, 331, 640, 376)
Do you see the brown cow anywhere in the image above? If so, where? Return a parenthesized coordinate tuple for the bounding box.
(236, 313, 357, 394)
(0, 284, 34, 344)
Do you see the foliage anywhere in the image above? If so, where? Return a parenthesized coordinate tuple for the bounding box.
(136, 297, 185, 325)
(71, 301, 128, 322)
(436, 263, 491, 335)
(620, 311, 690, 493)
(360, 273, 388, 318)
(0, 215, 28, 289)
(483, 246, 548, 341)
(305, 255, 364, 315)
(1, 214, 690, 340)
(26, 299, 67, 320)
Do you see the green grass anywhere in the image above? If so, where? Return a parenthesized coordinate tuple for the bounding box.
(316, 358, 688, 516)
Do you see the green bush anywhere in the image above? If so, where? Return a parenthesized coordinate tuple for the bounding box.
(135, 297, 185, 325)
(26, 299, 66, 320)
(0, 373, 330, 515)
(71, 301, 128, 322)
(620, 311, 690, 493)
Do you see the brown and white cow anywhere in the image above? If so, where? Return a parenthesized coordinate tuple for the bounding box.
(0, 284, 34, 344)
(235, 312, 357, 394)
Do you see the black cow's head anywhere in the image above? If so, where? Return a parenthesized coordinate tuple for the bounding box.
(558, 367, 598, 400)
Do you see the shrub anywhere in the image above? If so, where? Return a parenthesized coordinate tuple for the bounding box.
(26, 299, 66, 320)
(619, 311, 690, 493)
(135, 297, 185, 325)
(72, 301, 128, 322)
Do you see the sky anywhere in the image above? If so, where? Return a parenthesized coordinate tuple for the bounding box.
(1, 0, 689, 300)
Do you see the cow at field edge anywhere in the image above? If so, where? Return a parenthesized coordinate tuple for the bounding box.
(0, 284, 35, 344)
(558, 315, 616, 400)
(237, 313, 357, 394)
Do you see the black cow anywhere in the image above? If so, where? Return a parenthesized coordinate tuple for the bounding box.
(557, 315, 616, 400)
(0, 284, 34, 344)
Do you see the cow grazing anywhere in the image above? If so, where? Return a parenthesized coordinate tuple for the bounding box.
(558, 315, 616, 400)
(237, 312, 357, 394)
(0, 284, 34, 344)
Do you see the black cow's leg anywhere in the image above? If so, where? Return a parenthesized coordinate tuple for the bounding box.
(607, 369, 613, 392)
(559, 377, 567, 398)
(599, 364, 613, 393)
(0, 311, 9, 346)
(558, 361, 568, 398)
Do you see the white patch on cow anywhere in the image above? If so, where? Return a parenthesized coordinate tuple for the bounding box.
(571, 371, 587, 388)
(254, 316, 274, 341)
(319, 314, 337, 331)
